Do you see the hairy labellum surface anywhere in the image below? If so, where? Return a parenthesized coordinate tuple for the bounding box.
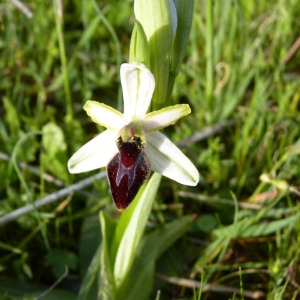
(107, 138, 151, 210)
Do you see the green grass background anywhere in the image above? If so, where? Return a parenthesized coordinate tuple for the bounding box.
(1, 0, 300, 299)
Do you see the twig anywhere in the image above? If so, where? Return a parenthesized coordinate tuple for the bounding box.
(280, 36, 300, 65)
(156, 273, 265, 299)
(0, 172, 106, 226)
(176, 119, 236, 148)
(178, 191, 263, 210)
(0, 151, 64, 187)
(0, 118, 236, 226)
(11, 0, 33, 18)
(34, 266, 69, 300)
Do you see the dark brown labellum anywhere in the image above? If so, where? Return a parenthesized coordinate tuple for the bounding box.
(107, 137, 151, 210)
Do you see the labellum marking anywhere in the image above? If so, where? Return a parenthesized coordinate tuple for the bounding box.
(107, 136, 151, 210)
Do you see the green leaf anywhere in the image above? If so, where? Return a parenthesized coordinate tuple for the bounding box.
(194, 214, 217, 233)
(116, 215, 195, 300)
(76, 15, 102, 50)
(42, 123, 66, 154)
(3, 97, 21, 133)
(167, 0, 194, 100)
(170, 0, 194, 76)
(98, 211, 118, 300)
(116, 260, 155, 300)
(0, 275, 77, 300)
(45, 248, 78, 279)
(79, 214, 102, 278)
(141, 214, 195, 261)
(237, 213, 300, 238)
(129, 20, 151, 69)
(214, 210, 300, 239)
(47, 15, 102, 93)
(0, 241, 22, 254)
(113, 173, 162, 289)
(78, 244, 101, 300)
(41, 122, 68, 182)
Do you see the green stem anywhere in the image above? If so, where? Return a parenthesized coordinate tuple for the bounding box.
(81, 0, 89, 100)
(91, 0, 123, 111)
(205, 0, 214, 123)
(53, 0, 73, 120)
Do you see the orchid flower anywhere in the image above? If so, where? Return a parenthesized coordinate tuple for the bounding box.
(68, 63, 199, 210)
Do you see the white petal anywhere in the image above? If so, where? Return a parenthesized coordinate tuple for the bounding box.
(142, 104, 190, 132)
(68, 130, 118, 173)
(145, 132, 199, 186)
(84, 101, 125, 130)
(121, 63, 155, 121)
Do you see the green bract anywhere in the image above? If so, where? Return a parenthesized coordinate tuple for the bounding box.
(133, 0, 194, 108)
(129, 20, 151, 69)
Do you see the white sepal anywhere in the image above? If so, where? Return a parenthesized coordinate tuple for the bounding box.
(145, 131, 199, 186)
(68, 130, 118, 174)
(121, 63, 155, 121)
(142, 104, 190, 132)
(84, 101, 124, 131)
